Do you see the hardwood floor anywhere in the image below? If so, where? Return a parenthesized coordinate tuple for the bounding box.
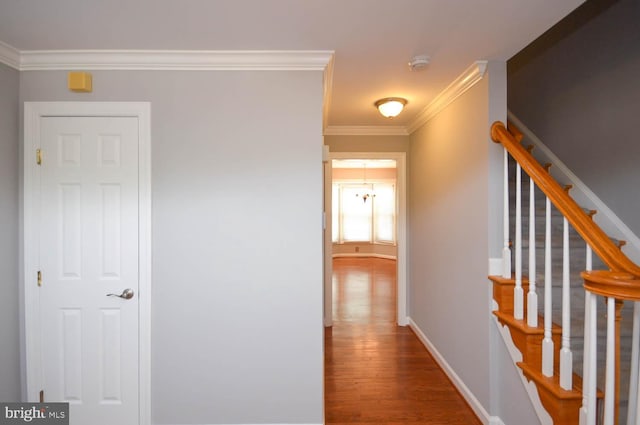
(325, 257, 482, 425)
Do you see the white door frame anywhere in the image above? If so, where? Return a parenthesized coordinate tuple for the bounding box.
(326, 151, 408, 326)
(22, 102, 151, 425)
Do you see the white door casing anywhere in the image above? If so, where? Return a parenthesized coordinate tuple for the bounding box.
(23, 102, 151, 425)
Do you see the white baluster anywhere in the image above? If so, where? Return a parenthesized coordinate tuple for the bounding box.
(586, 292, 598, 425)
(542, 196, 554, 377)
(628, 301, 640, 425)
(503, 148, 512, 279)
(604, 297, 616, 425)
(580, 292, 592, 425)
(560, 217, 573, 390)
(514, 163, 523, 320)
(527, 177, 538, 327)
(580, 245, 594, 425)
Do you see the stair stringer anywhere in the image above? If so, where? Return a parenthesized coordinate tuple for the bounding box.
(492, 301, 553, 425)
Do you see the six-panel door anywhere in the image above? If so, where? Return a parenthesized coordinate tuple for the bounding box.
(38, 116, 140, 425)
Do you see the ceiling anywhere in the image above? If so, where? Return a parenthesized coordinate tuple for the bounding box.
(0, 0, 585, 131)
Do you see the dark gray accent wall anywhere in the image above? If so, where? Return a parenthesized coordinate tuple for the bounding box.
(0, 62, 20, 401)
(508, 0, 640, 236)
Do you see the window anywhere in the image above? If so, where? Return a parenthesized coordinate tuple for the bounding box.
(332, 182, 396, 244)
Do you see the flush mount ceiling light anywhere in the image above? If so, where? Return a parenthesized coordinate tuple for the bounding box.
(374, 97, 408, 118)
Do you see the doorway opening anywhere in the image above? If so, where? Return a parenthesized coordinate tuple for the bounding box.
(323, 152, 407, 328)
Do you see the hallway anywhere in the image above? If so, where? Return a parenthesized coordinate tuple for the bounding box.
(324, 257, 481, 424)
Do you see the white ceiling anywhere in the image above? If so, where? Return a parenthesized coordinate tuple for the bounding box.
(0, 0, 585, 130)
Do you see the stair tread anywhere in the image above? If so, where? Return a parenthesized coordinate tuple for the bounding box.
(493, 310, 561, 335)
(517, 362, 604, 400)
(488, 274, 529, 286)
(517, 362, 582, 400)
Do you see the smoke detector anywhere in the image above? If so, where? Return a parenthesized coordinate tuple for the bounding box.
(408, 55, 430, 71)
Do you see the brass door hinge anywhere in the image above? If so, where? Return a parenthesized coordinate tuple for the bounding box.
(36, 149, 42, 165)
(37, 271, 42, 287)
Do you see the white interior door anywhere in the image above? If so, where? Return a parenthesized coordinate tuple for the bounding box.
(37, 116, 140, 425)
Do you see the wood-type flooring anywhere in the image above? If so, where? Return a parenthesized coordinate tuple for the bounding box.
(325, 257, 482, 425)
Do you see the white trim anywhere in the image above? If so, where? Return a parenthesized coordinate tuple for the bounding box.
(22, 103, 42, 406)
(18, 49, 334, 71)
(323, 126, 409, 136)
(489, 418, 507, 425)
(136, 104, 152, 425)
(0, 41, 334, 71)
(323, 161, 333, 328)
(332, 253, 397, 260)
(408, 318, 492, 424)
(492, 315, 553, 425)
(23, 102, 152, 425)
(329, 151, 408, 326)
(508, 111, 640, 264)
(407, 61, 488, 134)
(0, 40, 20, 69)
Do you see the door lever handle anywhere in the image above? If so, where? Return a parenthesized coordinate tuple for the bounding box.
(107, 288, 135, 300)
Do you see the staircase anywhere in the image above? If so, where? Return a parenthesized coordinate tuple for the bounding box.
(489, 120, 640, 425)
(492, 274, 592, 425)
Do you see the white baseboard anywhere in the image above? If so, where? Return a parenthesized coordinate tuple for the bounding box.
(332, 253, 397, 260)
(408, 318, 493, 425)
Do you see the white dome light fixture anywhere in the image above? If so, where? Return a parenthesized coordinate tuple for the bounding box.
(374, 97, 408, 118)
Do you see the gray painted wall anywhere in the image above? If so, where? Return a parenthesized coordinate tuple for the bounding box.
(508, 0, 640, 236)
(20, 70, 324, 424)
(409, 76, 493, 411)
(0, 63, 20, 402)
(408, 64, 540, 424)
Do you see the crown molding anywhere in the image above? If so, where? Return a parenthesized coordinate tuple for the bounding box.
(324, 126, 409, 136)
(17, 49, 334, 71)
(406, 60, 488, 134)
(0, 41, 20, 69)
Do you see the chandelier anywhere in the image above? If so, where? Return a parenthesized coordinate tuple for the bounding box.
(356, 163, 375, 203)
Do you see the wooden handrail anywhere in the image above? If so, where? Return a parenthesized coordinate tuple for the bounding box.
(490, 121, 640, 279)
(582, 270, 640, 300)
